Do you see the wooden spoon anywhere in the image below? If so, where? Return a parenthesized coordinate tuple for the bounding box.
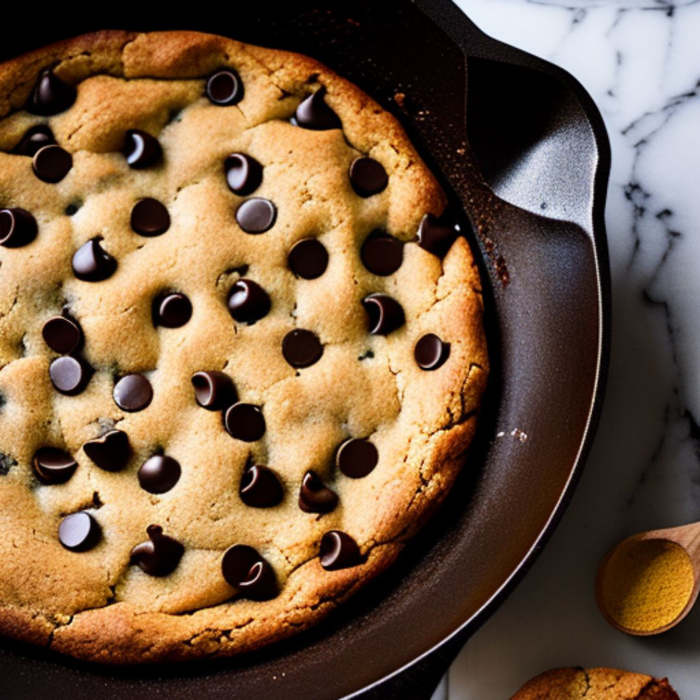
(596, 521, 700, 636)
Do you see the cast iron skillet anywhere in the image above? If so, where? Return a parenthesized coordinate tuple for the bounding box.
(0, 1, 611, 697)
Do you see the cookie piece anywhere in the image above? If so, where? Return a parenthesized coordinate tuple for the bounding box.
(0, 30, 487, 663)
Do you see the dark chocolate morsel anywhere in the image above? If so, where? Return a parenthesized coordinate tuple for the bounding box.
(42, 314, 82, 354)
(83, 430, 131, 472)
(49, 356, 92, 395)
(414, 333, 451, 370)
(221, 544, 278, 600)
(223, 403, 266, 442)
(130, 524, 184, 576)
(113, 374, 153, 412)
(72, 238, 117, 282)
(335, 438, 378, 479)
(240, 464, 283, 507)
(32, 447, 77, 484)
(152, 292, 192, 328)
(235, 198, 277, 234)
(138, 454, 181, 494)
(206, 69, 244, 106)
(123, 130, 162, 169)
(349, 157, 388, 197)
(360, 230, 403, 276)
(362, 293, 405, 335)
(293, 87, 341, 130)
(417, 213, 458, 258)
(130, 198, 170, 237)
(298, 470, 338, 514)
(225, 153, 263, 195)
(27, 69, 76, 116)
(282, 329, 323, 368)
(191, 371, 237, 410)
(13, 124, 55, 156)
(32, 144, 72, 183)
(0, 208, 38, 248)
(319, 530, 362, 570)
(287, 238, 328, 280)
(58, 512, 101, 551)
(227, 279, 271, 324)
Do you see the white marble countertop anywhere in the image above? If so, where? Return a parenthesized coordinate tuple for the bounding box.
(442, 0, 700, 697)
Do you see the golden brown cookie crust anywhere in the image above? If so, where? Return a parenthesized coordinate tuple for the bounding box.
(0, 31, 487, 663)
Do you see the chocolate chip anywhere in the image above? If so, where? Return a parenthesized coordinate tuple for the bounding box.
(225, 153, 263, 195)
(349, 157, 388, 197)
(130, 525, 184, 576)
(206, 68, 244, 105)
(293, 88, 341, 130)
(299, 470, 338, 514)
(224, 403, 266, 442)
(13, 124, 55, 156)
(83, 430, 131, 472)
(49, 356, 92, 395)
(32, 144, 72, 183)
(0, 208, 38, 248)
(360, 230, 403, 276)
(27, 69, 76, 116)
(32, 447, 77, 484)
(221, 544, 278, 600)
(123, 130, 162, 169)
(240, 464, 283, 507)
(191, 371, 237, 410)
(336, 438, 378, 478)
(113, 374, 153, 412)
(235, 198, 277, 234)
(282, 329, 323, 368)
(58, 512, 101, 551)
(227, 279, 271, 324)
(130, 198, 170, 237)
(414, 333, 450, 370)
(42, 314, 82, 354)
(287, 238, 328, 279)
(72, 238, 117, 282)
(319, 530, 362, 570)
(152, 292, 192, 328)
(417, 213, 458, 258)
(362, 293, 405, 335)
(138, 454, 181, 494)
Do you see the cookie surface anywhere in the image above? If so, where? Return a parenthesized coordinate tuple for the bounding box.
(0, 31, 487, 662)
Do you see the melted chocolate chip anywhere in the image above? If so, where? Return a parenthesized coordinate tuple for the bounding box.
(240, 464, 283, 507)
(123, 130, 162, 169)
(299, 471, 338, 514)
(335, 438, 378, 478)
(83, 430, 131, 472)
(32, 144, 72, 183)
(287, 238, 328, 279)
(72, 238, 117, 282)
(417, 213, 458, 258)
(225, 153, 263, 195)
(32, 447, 77, 484)
(235, 198, 277, 234)
(362, 293, 405, 335)
(221, 544, 278, 600)
(206, 69, 244, 105)
(414, 333, 450, 370)
(130, 525, 184, 576)
(227, 279, 271, 324)
(138, 454, 181, 494)
(293, 88, 341, 130)
(58, 511, 101, 551)
(49, 356, 92, 395)
(282, 329, 323, 368)
(113, 374, 153, 412)
(349, 157, 388, 197)
(42, 314, 82, 354)
(152, 292, 192, 328)
(319, 530, 362, 570)
(224, 403, 266, 442)
(130, 198, 170, 237)
(191, 371, 237, 410)
(13, 124, 55, 156)
(360, 231, 403, 276)
(27, 69, 76, 116)
(0, 208, 37, 248)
